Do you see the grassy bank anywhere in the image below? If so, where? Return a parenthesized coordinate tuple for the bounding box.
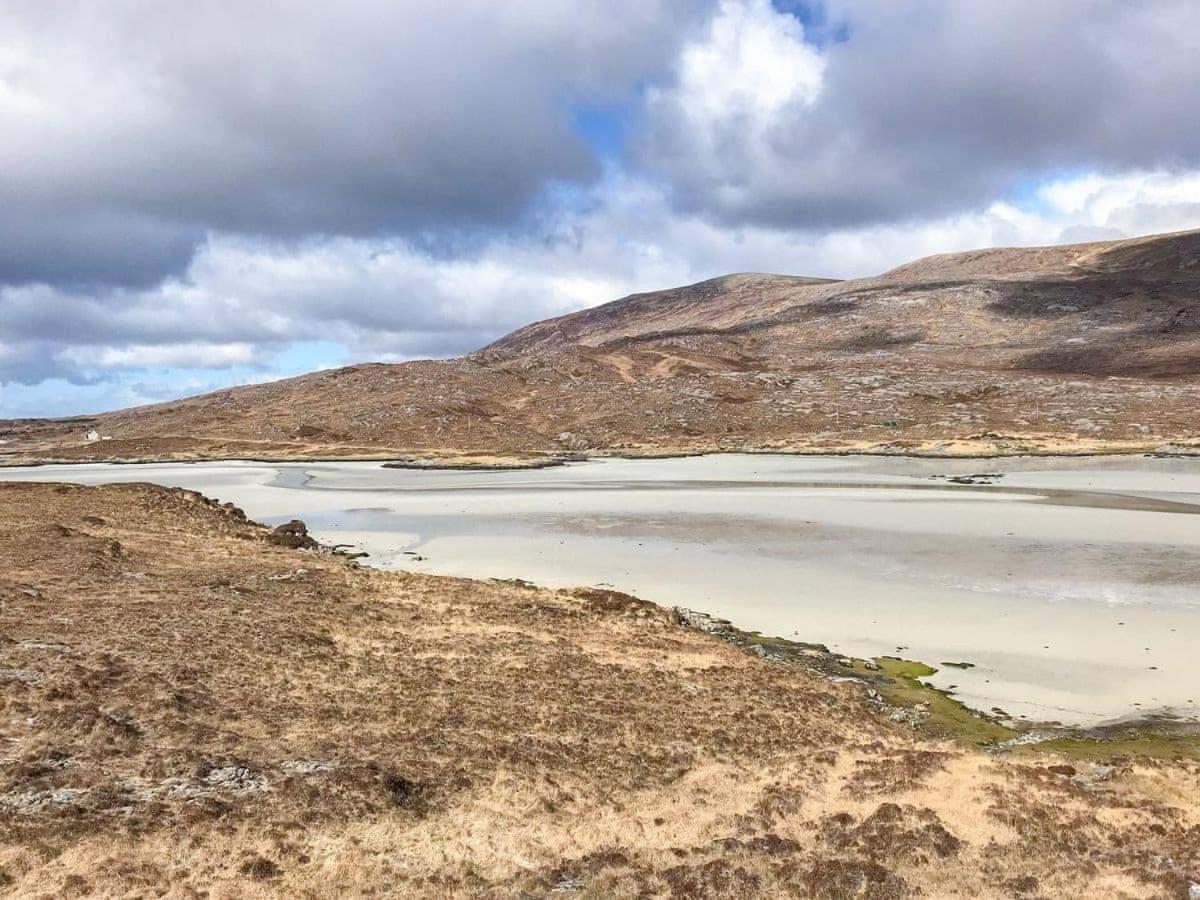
(678, 609, 1200, 761)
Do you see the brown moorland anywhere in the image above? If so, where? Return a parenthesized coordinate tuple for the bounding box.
(3, 229, 1199, 465)
(0, 482, 1197, 897)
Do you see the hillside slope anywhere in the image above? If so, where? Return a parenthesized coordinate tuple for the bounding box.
(4, 229, 1199, 462)
(1, 481, 1198, 896)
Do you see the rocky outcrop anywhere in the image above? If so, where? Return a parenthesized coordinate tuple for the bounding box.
(267, 519, 318, 550)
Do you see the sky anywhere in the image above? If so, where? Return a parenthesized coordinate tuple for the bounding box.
(3, 0, 1200, 417)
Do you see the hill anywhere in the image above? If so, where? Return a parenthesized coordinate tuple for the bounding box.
(1, 481, 1197, 896)
(4, 229, 1199, 463)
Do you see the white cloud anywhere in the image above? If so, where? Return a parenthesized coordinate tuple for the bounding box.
(653, 0, 822, 130)
(1035, 171, 1200, 236)
(58, 342, 262, 370)
(639, 0, 1200, 227)
(641, 0, 824, 214)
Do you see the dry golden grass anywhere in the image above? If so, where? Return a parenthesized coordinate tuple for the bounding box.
(0, 481, 1197, 897)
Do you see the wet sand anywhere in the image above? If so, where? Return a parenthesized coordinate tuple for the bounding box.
(3, 454, 1198, 725)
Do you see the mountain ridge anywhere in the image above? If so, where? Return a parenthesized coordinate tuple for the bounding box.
(3, 228, 1199, 463)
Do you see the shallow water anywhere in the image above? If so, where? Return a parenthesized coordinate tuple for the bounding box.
(5, 454, 1199, 726)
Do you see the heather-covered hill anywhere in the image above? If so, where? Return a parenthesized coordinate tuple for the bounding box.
(4, 230, 1199, 464)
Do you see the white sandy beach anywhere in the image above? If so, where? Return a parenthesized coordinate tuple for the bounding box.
(4, 454, 1199, 726)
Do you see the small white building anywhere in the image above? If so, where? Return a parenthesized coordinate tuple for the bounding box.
(85, 430, 100, 442)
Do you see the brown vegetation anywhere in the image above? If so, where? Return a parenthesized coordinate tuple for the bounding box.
(2, 229, 1200, 468)
(3, 229, 1200, 464)
(0, 482, 1197, 897)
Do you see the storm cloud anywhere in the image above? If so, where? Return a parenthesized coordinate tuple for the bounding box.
(2, 1, 1200, 415)
(0, 0, 712, 286)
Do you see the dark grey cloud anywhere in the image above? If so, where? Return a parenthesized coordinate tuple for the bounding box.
(0, 231, 625, 385)
(638, 0, 1200, 228)
(5, 0, 1200, 415)
(0, 0, 714, 287)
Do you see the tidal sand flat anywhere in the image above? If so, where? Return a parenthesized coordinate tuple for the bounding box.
(4, 454, 1198, 725)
